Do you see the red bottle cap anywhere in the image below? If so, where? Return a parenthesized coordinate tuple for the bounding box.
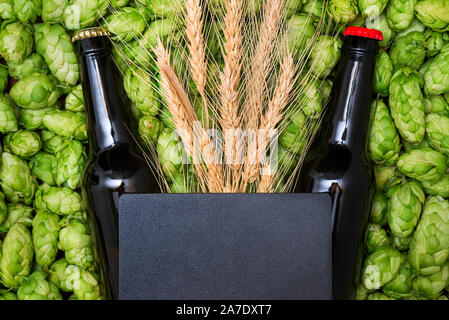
(343, 26, 383, 41)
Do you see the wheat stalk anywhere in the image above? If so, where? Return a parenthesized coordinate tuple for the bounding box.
(185, 0, 209, 124)
(256, 50, 296, 193)
(218, 0, 244, 192)
(241, 0, 284, 188)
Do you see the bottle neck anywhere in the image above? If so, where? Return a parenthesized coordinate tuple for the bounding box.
(325, 37, 378, 151)
(78, 38, 134, 151)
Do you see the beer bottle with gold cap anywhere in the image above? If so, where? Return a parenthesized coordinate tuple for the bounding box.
(73, 27, 159, 300)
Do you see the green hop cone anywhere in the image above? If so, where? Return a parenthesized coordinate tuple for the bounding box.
(426, 113, 449, 155)
(355, 281, 374, 300)
(424, 30, 446, 58)
(169, 171, 198, 193)
(0, 292, 18, 300)
(13, 0, 42, 23)
(367, 292, 396, 300)
(365, 224, 390, 254)
(286, 14, 316, 55)
(382, 260, 415, 298)
(308, 35, 342, 78)
(0, 64, 8, 94)
(105, 7, 146, 42)
(55, 139, 87, 190)
(42, 0, 68, 23)
(34, 184, 84, 216)
(17, 271, 62, 300)
(29, 152, 58, 186)
(19, 106, 56, 131)
(279, 111, 308, 154)
(362, 245, 404, 290)
(397, 148, 447, 182)
(0, 152, 37, 204)
(65, 84, 84, 112)
(368, 100, 401, 165)
(385, 0, 417, 31)
(278, 145, 299, 178)
(422, 173, 449, 198)
(34, 23, 79, 86)
(63, 0, 109, 30)
(32, 211, 60, 268)
(138, 115, 164, 145)
(298, 76, 328, 119)
(370, 192, 388, 225)
(40, 130, 65, 154)
(395, 18, 425, 38)
(386, 180, 425, 238)
(390, 31, 426, 70)
(366, 13, 396, 48)
(373, 50, 393, 96)
(4, 130, 42, 158)
(415, 0, 449, 32)
(424, 44, 449, 96)
(413, 263, 449, 299)
(42, 110, 87, 141)
(7, 53, 49, 80)
(0, 223, 33, 288)
(0, 22, 33, 64)
(58, 220, 94, 269)
(424, 95, 449, 115)
(65, 265, 101, 300)
(157, 128, 185, 181)
(10, 74, 61, 109)
(48, 258, 71, 292)
(393, 235, 411, 251)
(0, 0, 15, 19)
(110, 0, 128, 8)
(1, 203, 33, 231)
(328, 0, 359, 24)
(124, 67, 160, 116)
(409, 196, 449, 275)
(388, 67, 426, 144)
(0, 94, 18, 133)
(358, 0, 389, 18)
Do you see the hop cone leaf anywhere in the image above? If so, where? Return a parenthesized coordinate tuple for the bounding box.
(361, 245, 404, 290)
(397, 148, 447, 182)
(409, 196, 449, 276)
(17, 270, 62, 300)
(34, 184, 84, 216)
(386, 180, 425, 238)
(389, 67, 426, 144)
(34, 23, 79, 86)
(58, 220, 94, 269)
(0, 223, 33, 288)
(32, 211, 60, 268)
(368, 100, 401, 165)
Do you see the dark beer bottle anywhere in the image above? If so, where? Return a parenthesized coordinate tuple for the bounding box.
(299, 27, 382, 300)
(73, 27, 159, 300)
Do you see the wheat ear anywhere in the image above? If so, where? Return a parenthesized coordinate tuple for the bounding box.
(185, 0, 209, 124)
(257, 50, 296, 193)
(241, 0, 284, 188)
(218, 0, 244, 192)
(154, 40, 208, 191)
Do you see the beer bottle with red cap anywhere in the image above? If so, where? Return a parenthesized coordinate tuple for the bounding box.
(299, 27, 383, 300)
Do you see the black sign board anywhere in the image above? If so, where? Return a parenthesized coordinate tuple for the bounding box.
(119, 193, 332, 300)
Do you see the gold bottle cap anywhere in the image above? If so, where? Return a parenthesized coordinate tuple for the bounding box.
(72, 27, 111, 43)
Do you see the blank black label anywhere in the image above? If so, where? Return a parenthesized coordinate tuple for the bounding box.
(119, 193, 332, 300)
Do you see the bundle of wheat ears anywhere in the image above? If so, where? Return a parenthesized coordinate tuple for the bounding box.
(108, 0, 341, 193)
